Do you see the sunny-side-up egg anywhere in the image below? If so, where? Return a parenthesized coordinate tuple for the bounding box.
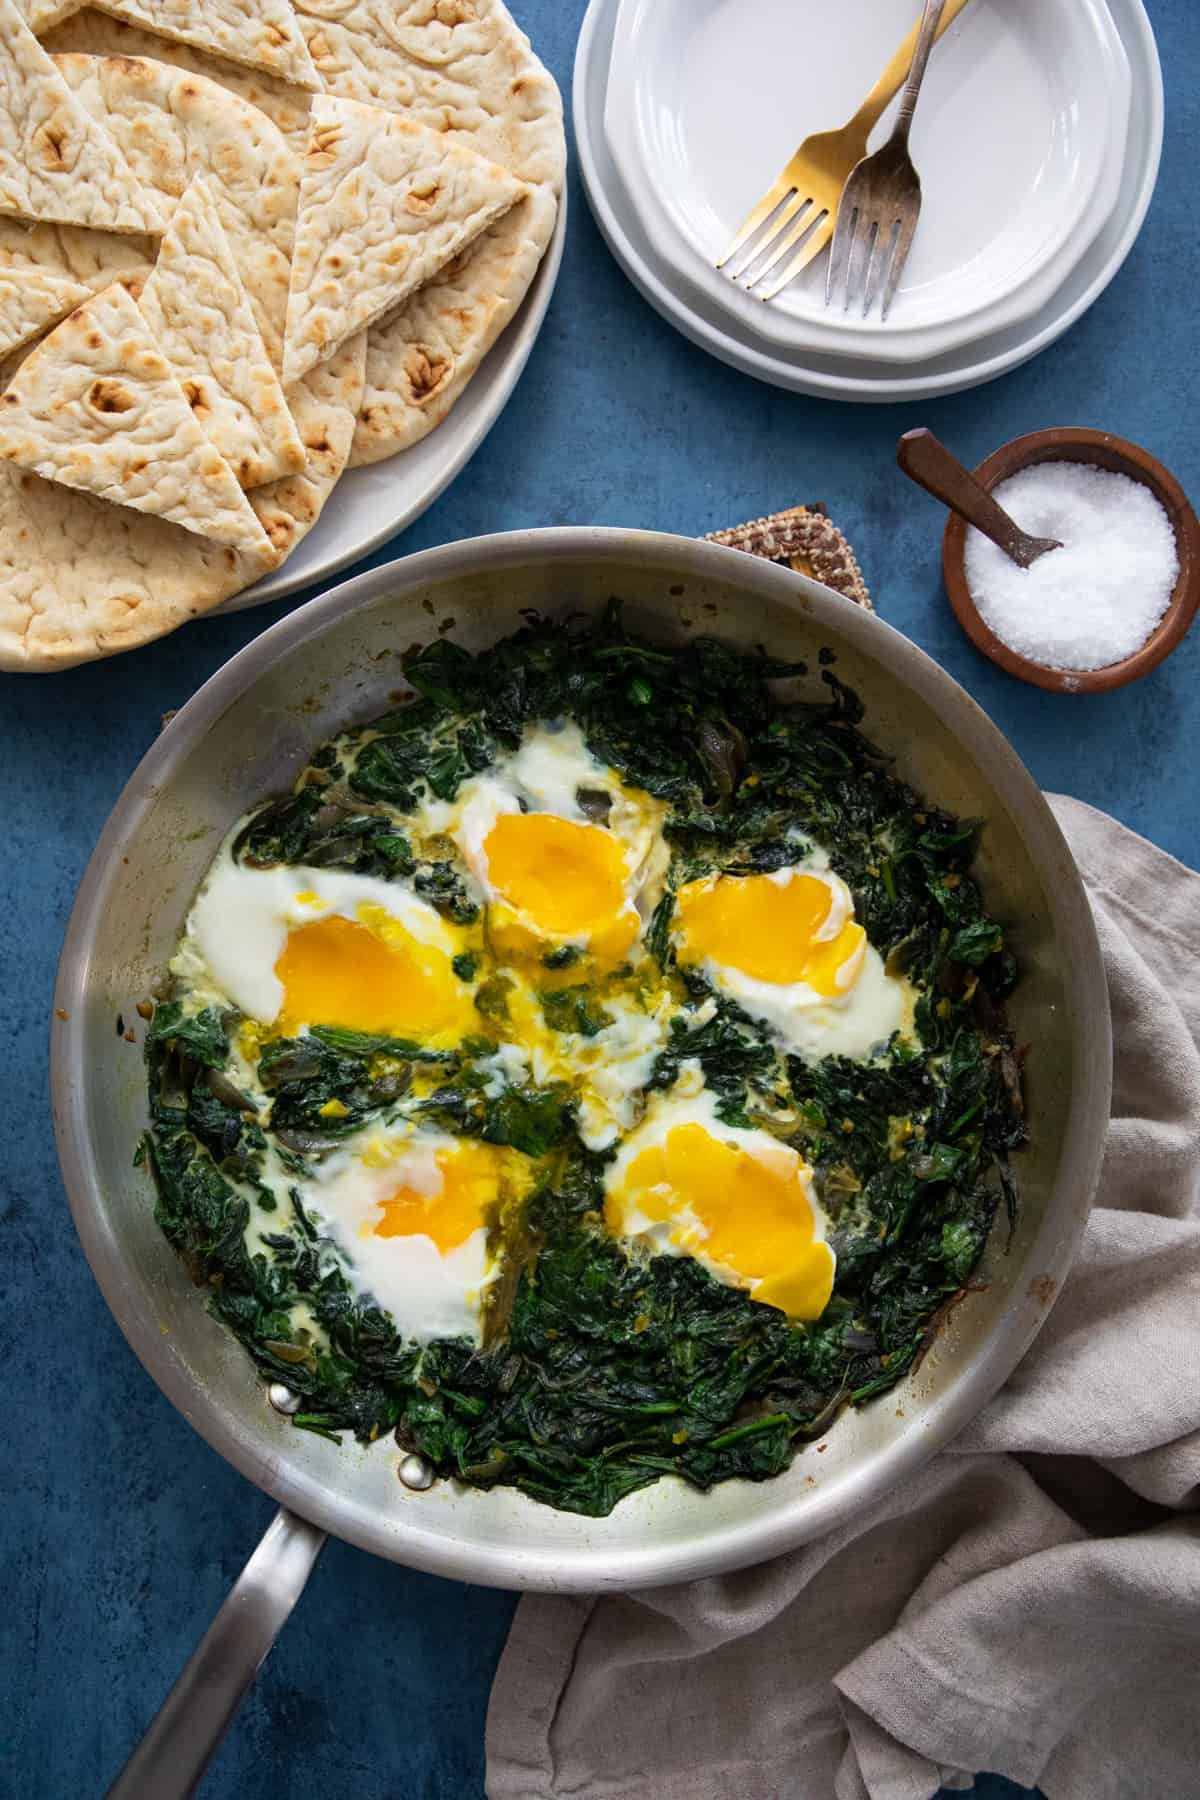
(403, 721, 676, 1149)
(603, 1080, 835, 1323)
(672, 848, 914, 1063)
(412, 720, 670, 969)
(176, 853, 480, 1047)
(291, 1125, 533, 1343)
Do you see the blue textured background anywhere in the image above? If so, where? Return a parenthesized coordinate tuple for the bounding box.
(2, 1, 1195, 1795)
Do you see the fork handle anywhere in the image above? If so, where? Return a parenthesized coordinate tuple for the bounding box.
(892, 0, 948, 142)
(854, 0, 970, 138)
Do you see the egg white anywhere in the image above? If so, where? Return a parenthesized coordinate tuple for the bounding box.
(534, 986, 677, 1151)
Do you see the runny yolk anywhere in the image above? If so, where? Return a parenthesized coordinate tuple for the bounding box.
(675, 871, 864, 995)
(605, 1122, 834, 1322)
(373, 1143, 501, 1252)
(482, 812, 638, 960)
(275, 910, 469, 1041)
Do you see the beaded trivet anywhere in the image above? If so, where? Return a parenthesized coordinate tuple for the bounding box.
(706, 504, 872, 610)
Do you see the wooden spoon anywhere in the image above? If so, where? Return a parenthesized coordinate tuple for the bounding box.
(897, 427, 1062, 569)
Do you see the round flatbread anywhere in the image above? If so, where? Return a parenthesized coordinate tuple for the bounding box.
(288, 0, 564, 464)
(0, 54, 364, 670)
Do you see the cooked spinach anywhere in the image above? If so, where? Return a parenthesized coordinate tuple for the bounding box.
(417, 1074, 575, 1158)
(538, 986, 613, 1039)
(146, 1002, 229, 1069)
(141, 609, 1026, 1515)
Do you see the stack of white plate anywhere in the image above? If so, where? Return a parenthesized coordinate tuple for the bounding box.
(575, 0, 1163, 402)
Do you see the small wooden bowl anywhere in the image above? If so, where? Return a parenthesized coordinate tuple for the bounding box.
(942, 427, 1200, 694)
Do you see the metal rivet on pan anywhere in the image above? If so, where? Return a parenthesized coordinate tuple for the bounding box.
(268, 1382, 301, 1415)
(397, 1453, 435, 1491)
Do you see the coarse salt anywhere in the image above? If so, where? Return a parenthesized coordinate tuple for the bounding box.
(963, 461, 1179, 672)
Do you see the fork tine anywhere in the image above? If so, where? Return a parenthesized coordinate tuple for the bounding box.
(824, 200, 857, 309)
(729, 191, 812, 281)
(844, 216, 876, 314)
(880, 210, 919, 319)
(716, 184, 793, 271)
(756, 214, 834, 300)
(861, 218, 898, 317)
(744, 199, 818, 286)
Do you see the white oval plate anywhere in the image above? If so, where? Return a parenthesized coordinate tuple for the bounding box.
(221, 191, 568, 613)
(604, 0, 1130, 366)
(574, 0, 1160, 402)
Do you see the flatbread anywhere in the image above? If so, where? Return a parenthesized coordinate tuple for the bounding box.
(0, 263, 88, 357)
(43, 8, 314, 151)
(52, 54, 359, 552)
(0, 327, 362, 670)
(53, 50, 299, 361)
(283, 93, 525, 387)
(0, 280, 275, 552)
(352, 178, 552, 466)
(247, 326, 362, 560)
(0, 57, 364, 668)
(0, 0, 165, 233)
(16, 0, 83, 32)
(0, 4, 563, 663)
(0, 215, 154, 292)
(141, 173, 305, 487)
(289, 0, 563, 463)
(44, 6, 564, 463)
(294, 0, 565, 189)
(90, 0, 319, 91)
(0, 462, 275, 667)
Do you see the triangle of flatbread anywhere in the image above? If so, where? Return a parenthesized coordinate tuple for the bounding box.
(0, 264, 89, 359)
(0, 0, 165, 234)
(0, 280, 276, 554)
(140, 176, 306, 489)
(91, 0, 319, 91)
(282, 93, 527, 388)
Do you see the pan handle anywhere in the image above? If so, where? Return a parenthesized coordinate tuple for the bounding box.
(105, 1506, 327, 1799)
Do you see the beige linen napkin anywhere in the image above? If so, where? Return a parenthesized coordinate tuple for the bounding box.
(487, 795, 1200, 1800)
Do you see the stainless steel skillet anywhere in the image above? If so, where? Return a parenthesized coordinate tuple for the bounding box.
(51, 528, 1111, 1794)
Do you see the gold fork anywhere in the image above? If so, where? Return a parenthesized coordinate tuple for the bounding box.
(716, 0, 971, 301)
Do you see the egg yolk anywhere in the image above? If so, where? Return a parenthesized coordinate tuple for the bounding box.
(483, 812, 639, 962)
(275, 906, 473, 1043)
(675, 871, 864, 995)
(372, 1142, 502, 1251)
(605, 1122, 834, 1322)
